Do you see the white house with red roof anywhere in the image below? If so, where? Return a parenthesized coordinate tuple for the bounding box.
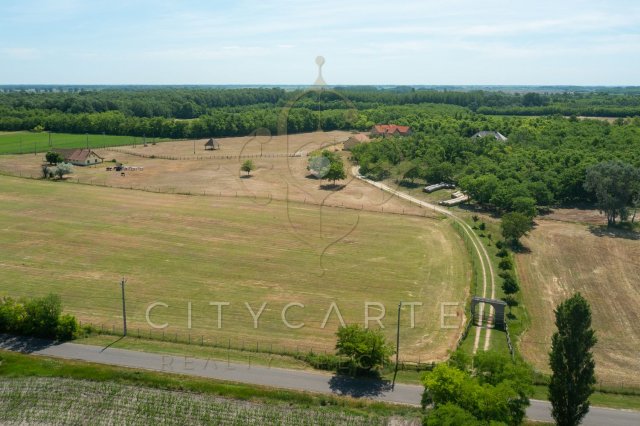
(52, 148, 103, 166)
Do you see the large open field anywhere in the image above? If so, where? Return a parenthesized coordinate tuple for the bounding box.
(516, 219, 640, 385)
(0, 131, 435, 216)
(0, 174, 470, 362)
(0, 131, 170, 155)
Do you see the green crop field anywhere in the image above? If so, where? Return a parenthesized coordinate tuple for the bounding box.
(0, 175, 470, 361)
(0, 131, 170, 155)
(0, 377, 391, 425)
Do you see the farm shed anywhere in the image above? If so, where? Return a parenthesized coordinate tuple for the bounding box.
(204, 138, 220, 150)
(52, 148, 103, 166)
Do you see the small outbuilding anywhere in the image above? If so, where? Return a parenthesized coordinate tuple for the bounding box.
(204, 138, 220, 150)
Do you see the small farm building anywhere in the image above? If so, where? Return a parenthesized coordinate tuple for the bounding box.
(205, 138, 220, 150)
(52, 149, 103, 166)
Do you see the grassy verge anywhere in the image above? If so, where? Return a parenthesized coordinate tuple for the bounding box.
(0, 349, 421, 419)
(532, 385, 640, 411)
(80, 334, 312, 370)
(79, 334, 429, 385)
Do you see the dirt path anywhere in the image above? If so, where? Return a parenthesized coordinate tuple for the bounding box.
(351, 167, 496, 353)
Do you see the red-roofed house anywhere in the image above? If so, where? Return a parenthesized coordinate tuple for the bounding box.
(52, 148, 103, 166)
(371, 124, 412, 137)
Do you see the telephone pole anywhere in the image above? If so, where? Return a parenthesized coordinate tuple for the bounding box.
(120, 277, 127, 336)
(392, 301, 402, 389)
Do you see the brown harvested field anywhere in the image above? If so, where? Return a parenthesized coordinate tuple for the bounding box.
(516, 219, 640, 385)
(0, 131, 434, 218)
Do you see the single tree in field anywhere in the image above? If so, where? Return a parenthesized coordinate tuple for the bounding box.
(584, 161, 640, 226)
(335, 324, 393, 372)
(501, 273, 519, 295)
(54, 163, 73, 180)
(45, 151, 63, 165)
(241, 159, 255, 176)
(324, 159, 346, 185)
(549, 293, 597, 426)
(501, 212, 533, 246)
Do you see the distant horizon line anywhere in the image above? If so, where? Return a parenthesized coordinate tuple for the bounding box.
(2, 83, 640, 90)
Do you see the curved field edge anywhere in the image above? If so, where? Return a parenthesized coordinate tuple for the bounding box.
(0, 175, 471, 362)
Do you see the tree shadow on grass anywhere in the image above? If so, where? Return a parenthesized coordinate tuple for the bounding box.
(0, 333, 56, 354)
(328, 372, 393, 398)
(589, 224, 640, 241)
(319, 183, 346, 191)
(398, 181, 421, 189)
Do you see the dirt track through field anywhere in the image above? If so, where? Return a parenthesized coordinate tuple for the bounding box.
(351, 167, 496, 353)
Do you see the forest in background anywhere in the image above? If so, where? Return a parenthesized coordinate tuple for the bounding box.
(1, 86, 639, 212)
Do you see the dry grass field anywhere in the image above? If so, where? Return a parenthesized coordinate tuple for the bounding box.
(0, 174, 470, 362)
(516, 219, 640, 385)
(0, 131, 431, 217)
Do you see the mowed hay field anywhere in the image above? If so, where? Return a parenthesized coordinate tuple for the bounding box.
(0, 131, 167, 155)
(516, 220, 640, 384)
(0, 175, 470, 361)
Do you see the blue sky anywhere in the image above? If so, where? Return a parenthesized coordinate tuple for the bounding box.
(1, 0, 639, 85)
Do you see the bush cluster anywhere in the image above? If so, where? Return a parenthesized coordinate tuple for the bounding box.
(0, 294, 79, 340)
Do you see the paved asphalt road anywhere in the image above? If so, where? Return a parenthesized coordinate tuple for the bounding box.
(1, 336, 639, 425)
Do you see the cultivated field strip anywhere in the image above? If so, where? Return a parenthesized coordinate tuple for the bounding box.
(0, 377, 389, 425)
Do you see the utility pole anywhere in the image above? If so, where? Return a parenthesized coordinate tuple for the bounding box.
(392, 301, 402, 390)
(120, 277, 127, 336)
(193, 139, 195, 154)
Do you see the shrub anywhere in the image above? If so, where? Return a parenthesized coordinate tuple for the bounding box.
(479, 222, 486, 231)
(495, 240, 504, 250)
(498, 258, 513, 271)
(56, 314, 79, 340)
(335, 324, 394, 372)
(0, 294, 78, 341)
(496, 248, 509, 258)
(502, 274, 520, 295)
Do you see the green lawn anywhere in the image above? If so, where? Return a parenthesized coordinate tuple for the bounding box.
(0, 131, 170, 155)
(0, 175, 470, 360)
